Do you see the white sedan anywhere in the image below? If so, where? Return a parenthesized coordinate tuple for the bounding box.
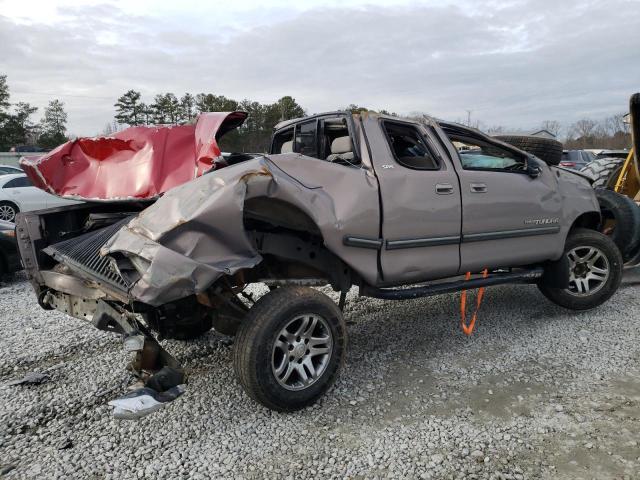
(0, 174, 80, 222)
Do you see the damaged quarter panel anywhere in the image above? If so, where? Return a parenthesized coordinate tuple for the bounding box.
(103, 154, 380, 306)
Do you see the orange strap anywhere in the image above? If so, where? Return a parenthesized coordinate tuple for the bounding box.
(460, 269, 488, 336)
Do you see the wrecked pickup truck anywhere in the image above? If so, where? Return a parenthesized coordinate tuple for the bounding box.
(16, 110, 622, 417)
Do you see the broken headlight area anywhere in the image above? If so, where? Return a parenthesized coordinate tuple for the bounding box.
(107, 252, 149, 287)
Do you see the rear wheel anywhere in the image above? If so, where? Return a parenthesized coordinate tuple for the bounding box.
(233, 286, 346, 411)
(0, 202, 19, 222)
(538, 229, 622, 310)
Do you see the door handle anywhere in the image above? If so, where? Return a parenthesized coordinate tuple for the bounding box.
(435, 183, 454, 195)
(470, 183, 487, 193)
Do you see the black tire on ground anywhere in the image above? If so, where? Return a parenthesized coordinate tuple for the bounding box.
(594, 188, 640, 261)
(538, 228, 622, 310)
(0, 201, 19, 223)
(494, 135, 563, 166)
(579, 157, 625, 188)
(233, 286, 346, 411)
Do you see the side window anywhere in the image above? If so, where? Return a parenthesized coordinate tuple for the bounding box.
(382, 122, 439, 170)
(3, 177, 31, 188)
(451, 136, 525, 172)
(294, 120, 318, 158)
(272, 128, 294, 154)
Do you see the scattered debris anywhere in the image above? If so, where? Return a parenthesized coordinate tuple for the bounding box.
(5, 372, 50, 386)
(0, 465, 16, 476)
(56, 438, 73, 450)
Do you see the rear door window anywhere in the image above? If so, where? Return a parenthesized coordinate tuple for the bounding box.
(294, 120, 318, 158)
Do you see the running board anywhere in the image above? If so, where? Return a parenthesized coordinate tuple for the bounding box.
(360, 268, 544, 300)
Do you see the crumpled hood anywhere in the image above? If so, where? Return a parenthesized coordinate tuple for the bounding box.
(20, 112, 247, 201)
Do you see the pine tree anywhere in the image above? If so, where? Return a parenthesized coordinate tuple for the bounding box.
(38, 99, 68, 149)
(114, 90, 145, 126)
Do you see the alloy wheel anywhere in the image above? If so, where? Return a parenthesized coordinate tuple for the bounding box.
(0, 205, 16, 222)
(566, 246, 610, 296)
(271, 313, 333, 391)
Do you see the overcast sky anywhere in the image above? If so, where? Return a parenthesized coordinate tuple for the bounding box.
(1, 0, 639, 136)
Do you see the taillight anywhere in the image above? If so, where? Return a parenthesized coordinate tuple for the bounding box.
(560, 161, 576, 167)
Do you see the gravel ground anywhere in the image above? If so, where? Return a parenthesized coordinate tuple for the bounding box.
(1, 269, 639, 479)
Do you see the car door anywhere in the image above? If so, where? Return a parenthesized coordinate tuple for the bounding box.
(2, 177, 40, 211)
(364, 117, 462, 285)
(437, 125, 563, 272)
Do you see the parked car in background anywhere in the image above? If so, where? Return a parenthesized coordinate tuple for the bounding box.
(0, 220, 20, 276)
(559, 150, 596, 170)
(595, 149, 630, 159)
(10, 145, 47, 153)
(0, 165, 23, 175)
(0, 174, 80, 222)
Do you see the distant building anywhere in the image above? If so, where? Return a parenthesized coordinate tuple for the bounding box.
(529, 129, 557, 139)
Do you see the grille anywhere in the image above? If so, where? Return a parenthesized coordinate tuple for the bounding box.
(44, 217, 132, 290)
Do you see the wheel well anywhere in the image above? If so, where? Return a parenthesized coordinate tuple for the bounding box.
(242, 198, 353, 290)
(0, 200, 19, 209)
(570, 211, 600, 232)
(243, 197, 321, 236)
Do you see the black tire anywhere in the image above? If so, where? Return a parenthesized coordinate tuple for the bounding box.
(594, 188, 640, 261)
(580, 157, 625, 188)
(0, 201, 19, 223)
(494, 135, 563, 166)
(538, 228, 622, 310)
(233, 286, 346, 411)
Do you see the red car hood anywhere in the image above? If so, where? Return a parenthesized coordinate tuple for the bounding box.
(21, 111, 247, 201)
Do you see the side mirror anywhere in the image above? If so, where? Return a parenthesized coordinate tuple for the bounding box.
(526, 158, 542, 178)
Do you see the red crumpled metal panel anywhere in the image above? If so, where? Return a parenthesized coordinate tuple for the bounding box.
(21, 111, 247, 201)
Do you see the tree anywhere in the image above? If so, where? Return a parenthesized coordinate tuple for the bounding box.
(0, 75, 9, 114)
(195, 93, 239, 113)
(151, 93, 181, 124)
(346, 104, 369, 114)
(1, 102, 38, 147)
(114, 90, 145, 126)
(180, 93, 196, 123)
(272, 96, 304, 121)
(38, 99, 68, 149)
(139, 103, 154, 125)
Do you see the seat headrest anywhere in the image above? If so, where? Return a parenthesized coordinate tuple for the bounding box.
(330, 136, 352, 154)
(280, 140, 293, 153)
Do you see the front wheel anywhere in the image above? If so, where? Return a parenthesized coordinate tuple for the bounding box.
(539, 228, 622, 310)
(233, 286, 346, 411)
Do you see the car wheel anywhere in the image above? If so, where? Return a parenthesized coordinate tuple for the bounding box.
(538, 228, 622, 310)
(0, 202, 19, 222)
(233, 286, 346, 411)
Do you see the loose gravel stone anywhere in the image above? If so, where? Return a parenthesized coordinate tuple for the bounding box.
(1, 270, 640, 478)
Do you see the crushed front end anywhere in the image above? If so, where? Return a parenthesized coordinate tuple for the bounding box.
(15, 205, 198, 418)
